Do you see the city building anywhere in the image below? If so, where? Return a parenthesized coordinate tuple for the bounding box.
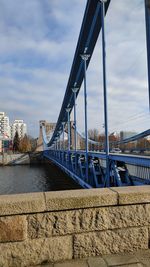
(0, 112, 10, 139)
(11, 120, 27, 139)
(120, 131, 138, 141)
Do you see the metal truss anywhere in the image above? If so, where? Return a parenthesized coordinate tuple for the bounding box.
(41, 0, 150, 188)
(43, 149, 150, 189)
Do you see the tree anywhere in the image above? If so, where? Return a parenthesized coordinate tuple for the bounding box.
(19, 134, 32, 153)
(13, 131, 20, 153)
(27, 135, 37, 152)
(88, 129, 99, 141)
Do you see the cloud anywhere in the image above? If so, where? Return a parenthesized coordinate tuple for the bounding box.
(0, 0, 149, 138)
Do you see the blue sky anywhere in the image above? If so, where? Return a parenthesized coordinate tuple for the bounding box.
(0, 0, 149, 137)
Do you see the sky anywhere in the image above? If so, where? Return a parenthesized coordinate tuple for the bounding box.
(0, 0, 149, 137)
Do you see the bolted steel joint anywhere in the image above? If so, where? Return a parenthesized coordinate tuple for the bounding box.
(80, 54, 90, 61)
(66, 108, 71, 113)
(72, 87, 79, 93)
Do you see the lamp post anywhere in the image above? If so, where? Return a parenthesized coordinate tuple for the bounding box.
(71, 87, 79, 151)
(62, 122, 65, 150)
(81, 54, 90, 181)
(100, 0, 109, 186)
(66, 108, 71, 151)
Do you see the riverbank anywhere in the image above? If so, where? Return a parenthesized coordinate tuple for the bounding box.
(0, 152, 43, 166)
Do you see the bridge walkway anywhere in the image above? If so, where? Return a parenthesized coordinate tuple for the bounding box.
(34, 249, 150, 267)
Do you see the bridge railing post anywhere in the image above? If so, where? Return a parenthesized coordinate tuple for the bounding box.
(62, 122, 65, 150)
(100, 0, 110, 187)
(72, 87, 79, 173)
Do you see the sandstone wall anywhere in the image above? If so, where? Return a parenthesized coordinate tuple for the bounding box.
(0, 186, 150, 266)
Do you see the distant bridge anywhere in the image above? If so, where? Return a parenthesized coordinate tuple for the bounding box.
(41, 0, 150, 188)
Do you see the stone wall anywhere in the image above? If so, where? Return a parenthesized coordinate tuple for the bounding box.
(0, 186, 150, 266)
(0, 153, 30, 165)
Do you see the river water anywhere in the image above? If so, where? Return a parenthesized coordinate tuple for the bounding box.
(0, 163, 81, 195)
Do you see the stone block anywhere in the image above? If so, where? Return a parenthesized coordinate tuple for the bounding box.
(112, 186, 150, 205)
(0, 192, 46, 216)
(73, 227, 148, 258)
(28, 204, 150, 239)
(0, 236, 72, 267)
(0, 215, 27, 242)
(45, 188, 117, 211)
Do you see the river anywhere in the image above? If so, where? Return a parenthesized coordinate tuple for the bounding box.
(0, 163, 81, 195)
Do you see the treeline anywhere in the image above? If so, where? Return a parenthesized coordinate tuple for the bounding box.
(13, 131, 37, 153)
(79, 128, 119, 150)
(79, 128, 150, 151)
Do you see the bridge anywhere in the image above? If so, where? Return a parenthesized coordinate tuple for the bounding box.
(41, 0, 150, 189)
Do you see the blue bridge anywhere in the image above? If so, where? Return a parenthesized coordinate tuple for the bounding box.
(41, 0, 150, 189)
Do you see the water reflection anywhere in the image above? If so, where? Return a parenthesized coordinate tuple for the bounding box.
(0, 163, 81, 195)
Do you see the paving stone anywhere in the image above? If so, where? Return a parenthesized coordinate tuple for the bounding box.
(88, 256, 107, 267)
(30, 265, 53, 267)
(54, 259, 88, 267)
(103, 253, 139, 266)
(134, 249, 150, 267)
(30, 250, 150, 267)
(113, 264, 143, 267)
(134, 249, 150, 260)
(138, 259, 150, 267)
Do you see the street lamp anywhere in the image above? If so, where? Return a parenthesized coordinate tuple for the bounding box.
(100, 0, 109, 186)
(71, 87, 79, 151)
(66, 108, 71, 151)
(81, 53, 90, 181)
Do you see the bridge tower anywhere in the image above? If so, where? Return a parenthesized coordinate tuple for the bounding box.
(36, 120, 56, 151)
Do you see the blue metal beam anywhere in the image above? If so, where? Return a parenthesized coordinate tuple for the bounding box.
(47, 0, 111, 147)
(109, 153, 150, 168)
(145, 0, 150, 108)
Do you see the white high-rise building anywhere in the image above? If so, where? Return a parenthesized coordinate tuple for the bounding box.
(0, 112, 10, 139)
(11, 120, 27, 139)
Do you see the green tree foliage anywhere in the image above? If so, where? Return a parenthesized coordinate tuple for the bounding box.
(13, 131, 20, 152)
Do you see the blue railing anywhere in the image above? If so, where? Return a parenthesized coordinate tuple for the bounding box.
(43, 149, 150, 188)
